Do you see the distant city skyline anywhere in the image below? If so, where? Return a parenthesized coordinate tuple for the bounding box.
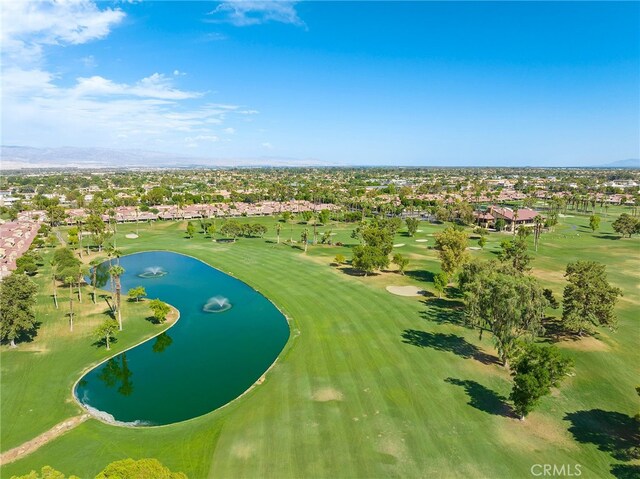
(2, 1, 639, 167)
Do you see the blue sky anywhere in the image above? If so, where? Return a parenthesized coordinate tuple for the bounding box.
(2, 1, 639, 166)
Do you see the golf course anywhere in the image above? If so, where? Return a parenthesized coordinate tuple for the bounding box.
(1, 212, 638, 478)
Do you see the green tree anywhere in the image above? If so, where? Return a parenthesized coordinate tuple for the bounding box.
(301, 210, 313, 223)
(589, 214, 601, 232)
(206, 223, 216, 239)
(186, 221, 196, 238)
(562, 261, 622, 335)
(95, 458, 186, 479)
(434, 226, 469, 277)
(318, 209, 330, 225)
(477, 236, 487, 249)
(11, 465, 79, 479)
(0, 273, 38, 347)
(494, 218, 506, 231)
(509, 343, 572, 419)
(149, 299, 171, 323)
(392, 253, 409, 275)
(127, 286, 146, 302)
(109, 265, 125, 330)
(334, 253, 346, 265)
(220, 220, 241, 241)
(461, 260, 547, 367)
(352, 245, 388, 276)
(612, 213, 639, 238)
(93, 319, 119, 350)
(16, 254, 38, 275)
(433, 272, 448, 298)
(499, 237, 531, 272)
(405, 217, 419, 236)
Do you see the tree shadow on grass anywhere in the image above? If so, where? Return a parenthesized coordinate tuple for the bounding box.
(405, 270, 434, 283)
(445, 377, 514, 417)
(419, 298, 466, 327)
(610, 464, 640, 479)
(564, 410, 640, 462)
(595, 234, 623, 241)
(541, 316, 583, 343)
(401, 329, 499, 365)
(91, 336, 119, 349)
(338, 267, 377, 277)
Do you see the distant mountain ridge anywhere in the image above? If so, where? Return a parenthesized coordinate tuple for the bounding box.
(594, 158, 640, 169)
(0, 145, 329, 169)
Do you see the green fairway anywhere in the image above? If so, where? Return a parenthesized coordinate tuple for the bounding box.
(1, 213, 638, 478)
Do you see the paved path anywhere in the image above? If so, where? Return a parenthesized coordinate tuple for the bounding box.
(0, 414, 90, 465)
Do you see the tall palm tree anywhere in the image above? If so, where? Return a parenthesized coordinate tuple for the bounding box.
(89, 257, 104, 304)
(275, 222, 282, 244)
(301, 228, 309, 253)
(51, 263, 59, 309)
(533, 215, 544, 252)
(109, 265, 126, 330)
(65, 275, 75, 331)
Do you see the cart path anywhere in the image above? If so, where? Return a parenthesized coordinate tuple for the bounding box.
(0, 413, 90, 465)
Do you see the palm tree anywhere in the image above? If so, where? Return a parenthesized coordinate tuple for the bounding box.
(65, 275, 75, 332)
(89, 257, 104, 304)
(533, 215, 544, 252)
(301, 228, 309, 253)
(275, 222, 282, 244)
(77, 267, 86, 303)
(51, 263, 59, 309)
(109, 265, 126, 330)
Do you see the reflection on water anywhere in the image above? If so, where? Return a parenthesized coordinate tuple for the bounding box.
(98, 353, 134, 397)
(152, 332, 173, 354)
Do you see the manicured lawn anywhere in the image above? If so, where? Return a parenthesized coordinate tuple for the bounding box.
(1, 213, 638, 478)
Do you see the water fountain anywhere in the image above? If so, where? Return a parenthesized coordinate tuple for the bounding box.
(138, 266, 168, 278)
(203, 296, 232, 313)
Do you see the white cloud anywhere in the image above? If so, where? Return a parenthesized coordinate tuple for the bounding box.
(261, 142, 274, 149)
(0, 1, 259, 156)
(209, 1, 304, 27)
(185, 135, 220, 142)
(223, 127, 236, 134)
(2, 67, 251, 153)
(72, 73, 201, 100)
(2, 0, 125, 65)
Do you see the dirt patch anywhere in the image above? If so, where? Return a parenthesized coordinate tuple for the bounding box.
(0, 414, 90, 465)
(512, 413, 579, 451)
(386, 285, 424, 297)
(312, 387, 344, 402)
(231, 442, 255, 459)
(557, 335, 610, 352)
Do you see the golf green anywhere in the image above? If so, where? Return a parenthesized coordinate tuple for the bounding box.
(74, 251, 290, 425)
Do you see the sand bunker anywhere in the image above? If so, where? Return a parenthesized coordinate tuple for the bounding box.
(415, 239, 428, 242)
(386, 285, 424, 297)
(393, 243, 405, 247)
(467, 246, 482, 250)
(125, 233, 139, 239)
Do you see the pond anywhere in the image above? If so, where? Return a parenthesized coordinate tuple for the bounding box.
(74, 251, 290, 426)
